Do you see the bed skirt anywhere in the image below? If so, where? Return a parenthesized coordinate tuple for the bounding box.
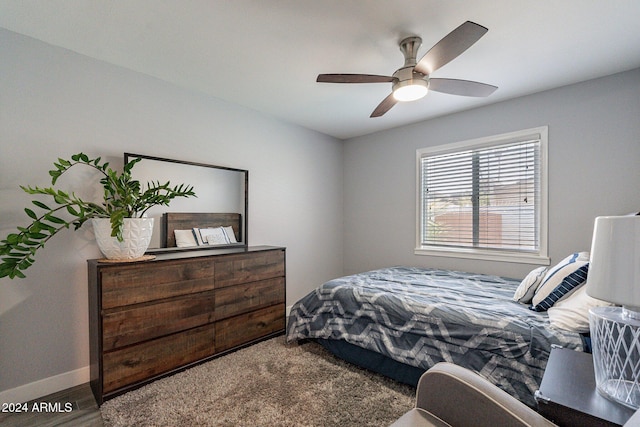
(317, 338, 426, 387)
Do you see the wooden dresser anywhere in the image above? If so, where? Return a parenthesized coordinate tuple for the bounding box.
(88, 246, 285, 404)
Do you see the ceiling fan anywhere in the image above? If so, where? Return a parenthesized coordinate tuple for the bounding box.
(317, 21, 498, 118)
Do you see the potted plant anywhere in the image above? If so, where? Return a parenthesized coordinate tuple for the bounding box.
(0, 152, 195, 279)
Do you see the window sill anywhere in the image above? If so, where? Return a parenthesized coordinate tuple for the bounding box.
(414, 246, 550, 265)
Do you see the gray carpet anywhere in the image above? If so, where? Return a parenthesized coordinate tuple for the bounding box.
(100, 336, 415, 426)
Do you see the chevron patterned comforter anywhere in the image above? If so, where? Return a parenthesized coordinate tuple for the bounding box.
(286, 266, 585, 406)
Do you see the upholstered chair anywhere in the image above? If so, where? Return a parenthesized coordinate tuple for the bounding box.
(390, 362, 640, 427)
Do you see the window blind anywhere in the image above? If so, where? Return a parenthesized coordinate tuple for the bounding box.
(420, 138, 541, 253)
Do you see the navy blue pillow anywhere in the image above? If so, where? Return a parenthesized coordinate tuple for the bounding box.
(531, 264, 589, 312)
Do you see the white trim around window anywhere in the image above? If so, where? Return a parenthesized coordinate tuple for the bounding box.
(415, 127, 550, 265)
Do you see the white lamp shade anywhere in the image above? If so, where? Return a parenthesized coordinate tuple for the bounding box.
(586, 215, 640, 307)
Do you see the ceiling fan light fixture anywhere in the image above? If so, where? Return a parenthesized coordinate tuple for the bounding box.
(393, 79, 428, 102)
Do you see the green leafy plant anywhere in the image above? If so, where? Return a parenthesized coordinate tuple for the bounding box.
(0, 153, 195, 279)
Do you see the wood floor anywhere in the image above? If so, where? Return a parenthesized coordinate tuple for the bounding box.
(0, 383, 103, 427)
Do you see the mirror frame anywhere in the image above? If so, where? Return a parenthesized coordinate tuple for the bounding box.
(124, 152, 249, 252)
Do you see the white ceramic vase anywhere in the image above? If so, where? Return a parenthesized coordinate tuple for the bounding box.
(92, 218, 154, 259)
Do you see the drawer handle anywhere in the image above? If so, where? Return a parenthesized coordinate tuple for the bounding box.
(123, 359, 141, 368)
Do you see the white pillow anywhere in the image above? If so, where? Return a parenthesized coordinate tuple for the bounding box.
(548, 286, 614, 333)
(174, 229, 198, 247)
(199, 227, 229, 245)
(531, 252, 590, 311)
(513, 266, 547, 304)
(222, 226, 237, 243)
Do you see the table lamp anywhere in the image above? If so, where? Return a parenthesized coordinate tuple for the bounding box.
(587, 215, 640, 409)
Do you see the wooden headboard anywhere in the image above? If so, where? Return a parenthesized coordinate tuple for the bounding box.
(163, 212, 242, 247)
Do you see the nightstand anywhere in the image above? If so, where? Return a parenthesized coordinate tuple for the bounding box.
(535, 347, 636, 426)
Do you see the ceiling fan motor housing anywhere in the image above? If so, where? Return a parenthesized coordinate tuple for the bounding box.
(392, 67, 429, 88)
(393, 36, 429, 100)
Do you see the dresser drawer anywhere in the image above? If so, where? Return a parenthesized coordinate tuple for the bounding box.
(215, 277, 285, 321)
(215, 303, 285, 352)
(100, 259, 216, 309)
(102, 323, 216, 394)
(102, 291, 216, 351)
(214, 250, 285, 288)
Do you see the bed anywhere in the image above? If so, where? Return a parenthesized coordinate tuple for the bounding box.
(286, 264, 594, 408)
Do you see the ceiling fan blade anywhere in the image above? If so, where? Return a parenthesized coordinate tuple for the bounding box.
(317, 74, 395, 83)
(414, 21, 488, 75)
(370, 93, 398, 117)
(429, 78, 498, 97)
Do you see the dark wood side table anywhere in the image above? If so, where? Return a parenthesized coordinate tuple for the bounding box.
(535, 347, 636, 426)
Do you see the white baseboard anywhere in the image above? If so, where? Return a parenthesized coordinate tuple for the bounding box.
(286, 305, 293, 317)
(0, 366, 90, 404)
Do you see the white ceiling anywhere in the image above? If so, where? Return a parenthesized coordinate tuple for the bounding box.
(1, 1, 640, 140)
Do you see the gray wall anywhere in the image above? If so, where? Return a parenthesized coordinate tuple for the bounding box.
(343, 68, 640, 279)
(0, 29, 344, 399)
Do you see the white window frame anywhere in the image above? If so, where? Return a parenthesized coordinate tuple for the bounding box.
(415, 127, 549, 265)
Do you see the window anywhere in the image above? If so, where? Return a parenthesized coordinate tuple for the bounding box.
(416, 127, 549, 264)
